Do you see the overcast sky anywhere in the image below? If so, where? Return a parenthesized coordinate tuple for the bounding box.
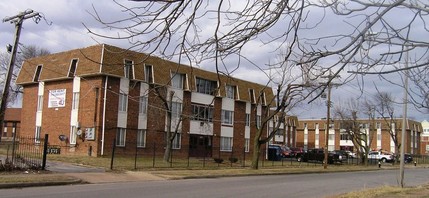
(1, 1, 427, 122)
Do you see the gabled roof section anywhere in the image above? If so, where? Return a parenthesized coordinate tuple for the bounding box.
(16, 45, 104, 85)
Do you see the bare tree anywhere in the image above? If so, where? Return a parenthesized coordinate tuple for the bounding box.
(373, 91, 401, 157)
(0, 45, 50, 105)
(334, 99, 375, 165)
(87, 0, 429, 167)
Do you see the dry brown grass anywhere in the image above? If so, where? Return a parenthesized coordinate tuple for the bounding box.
(328, 184, 429, 198)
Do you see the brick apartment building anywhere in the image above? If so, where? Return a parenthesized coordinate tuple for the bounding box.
(420, 120, 429, 154)
(295, 118, 423, 154)
(2, 108, 21, 140)
(16, 44, 274, 158)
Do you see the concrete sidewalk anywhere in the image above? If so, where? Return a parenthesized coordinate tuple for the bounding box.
(64, 171, 165, 184)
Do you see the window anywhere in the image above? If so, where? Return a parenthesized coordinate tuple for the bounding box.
(139, 96, 148, 114)
(172, 133, 181, 149)
(68, 59, 78, 77)
(191, 104, 214, 122)
(275, 129, 284, 136)
(171, 102, 182, 118)
(376, 122, 381, 129)
(145, 64, 153, 83)
(171, 73, 185, 89)
(245, 113, 250, 126)
(256, 115, 261, 128)
(220, 136, 233, 151)
(33, 65, 42, 82)
(116, 128, 126, 147)
(37, 95, 43, 111)
(3, 122, 7, 137)
(124, 60, 134, 79)
(118, 93, 128, 112)
(35, 126, 41, 143)
(340, 133, 350, 140)
(225, 85, 235, 99)
(249, 89, 256, 103)
(304, 123, 308, 129)
(70, 126, 77, 145)
(137, 129, 146, 148)
(221, 110, 234, 125)
(196, 77, 217, 95)
(377, 133, 381, 141)
(329, 134, 335, 140)
(72, 92, 79, 110)
(244, 138, 250, 152)
(260, 91, 266, 105)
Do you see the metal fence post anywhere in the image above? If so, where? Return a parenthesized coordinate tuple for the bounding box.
(110, 138, 116, 170)
(42, 134, 48, 170)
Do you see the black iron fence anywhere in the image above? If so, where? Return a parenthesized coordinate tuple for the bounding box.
(108, 139, 429, 170)
(0, 134, 48, 171)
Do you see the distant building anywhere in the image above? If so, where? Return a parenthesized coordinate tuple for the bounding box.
(296, 118, 422, 154)
(420, 120, 429, 154)
(2, 108, 21, 140)
(16, 44, 274, 158)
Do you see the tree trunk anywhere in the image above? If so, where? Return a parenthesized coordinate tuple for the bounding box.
(251, 129, 263, 169)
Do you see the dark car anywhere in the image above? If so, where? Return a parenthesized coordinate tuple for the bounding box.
(403, 153, 413, 163)
(301, 148, 344, 164)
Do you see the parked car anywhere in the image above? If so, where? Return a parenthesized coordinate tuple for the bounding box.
(267, 145, 292, 160)
(333, 150, 351, 159)
(301, 148, 344, 164)
(279, 146, 292, 158)
(367, 151, 395, 162)
(404, 154, 413, 163)
(290, 147, 305, 159)
(345, 151, 357, 158)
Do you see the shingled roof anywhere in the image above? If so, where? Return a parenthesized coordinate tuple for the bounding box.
(17, 44, 274, 105)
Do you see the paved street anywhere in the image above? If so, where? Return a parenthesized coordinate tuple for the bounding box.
(1, 168, 428, 198)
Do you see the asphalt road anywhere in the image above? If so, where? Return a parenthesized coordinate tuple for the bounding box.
(1, 168, 428, 198)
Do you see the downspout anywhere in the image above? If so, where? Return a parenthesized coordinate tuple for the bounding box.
(101, 76, 108, 156)
(100, 44, 106, 156)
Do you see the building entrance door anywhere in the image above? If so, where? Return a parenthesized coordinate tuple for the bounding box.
(189, 134, 212, 157)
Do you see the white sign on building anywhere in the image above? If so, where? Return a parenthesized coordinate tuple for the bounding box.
(48, 89, 66, 108)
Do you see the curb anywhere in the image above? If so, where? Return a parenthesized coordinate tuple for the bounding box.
(0, 179, 85, 189)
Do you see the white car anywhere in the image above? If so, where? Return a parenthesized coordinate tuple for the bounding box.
(367, 151, 394, 162)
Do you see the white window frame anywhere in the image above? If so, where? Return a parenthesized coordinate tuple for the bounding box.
(118, 93, 128, 112)
(139, 96, 148, 115)
(37, 95, 43, 112)
(172, 133, 181, 149)
(225, 85, 235, 99)
(72, 92, 79, 110)
(221, 110, 234, 125)
(256, 115, 261, 128)
(245, 113, 250, 127)
(196, 77, 217, 95)
(244, 138, 250, 152)
(68, 59, 78, 77)
(220, 136, 233, 151)
(35, 126, 41, 143)
(171, 72, 184, 89)
(191, 104, 214, 122)
(116, 128, 126, 147)
(124, 60, 134, 79)
(171, 102, 182, 118)
(137, 129, 146, 148)
(70, 126, 77, 145)
(145, 64, 153, 83)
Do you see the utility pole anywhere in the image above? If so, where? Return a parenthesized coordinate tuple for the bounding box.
(399, 45, 409, 188)
(321, 70, 340, 169)
(1, 10, 41, 142)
